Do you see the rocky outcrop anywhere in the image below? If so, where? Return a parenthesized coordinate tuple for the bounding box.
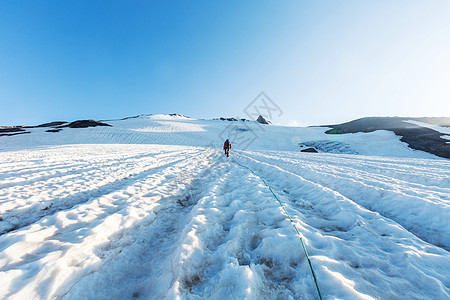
(59, 120, 112, 128)
(46, 129, 62, 133)
(215, 117, 249, 122)
(0, 127, 30, 137)
(35, 121, 67, 128)
(256, 115, 271, 125)
(0, 127, 25, 133)
(301, 147, 318, 153)
(169, 113, 190, 118)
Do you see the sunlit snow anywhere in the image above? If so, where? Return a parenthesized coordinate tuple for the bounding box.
(0, 115, 449, 299)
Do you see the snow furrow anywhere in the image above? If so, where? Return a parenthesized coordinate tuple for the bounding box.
(0, 148, 185, 183)
(238, 151, 450, 251)
(232, 152, 450, 298)
(167, 160, 319, 299)
(0, 148, 190, 194)
(1, 114, 449, 300)
(63, 150, 230, 299)
(0, 150, 198, 235)
(0, 146, 217, 299)
(251, 150, 450, 190)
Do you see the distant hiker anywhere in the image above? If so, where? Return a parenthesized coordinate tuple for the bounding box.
(223, 139, 232, 157)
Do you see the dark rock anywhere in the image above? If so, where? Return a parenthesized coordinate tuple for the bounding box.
(0, 131, 30, 137)
(0, 127, 25, 133)
(217, 117, 239, 122)
(0, 127, 31, 137)
(256, 115, 271, 125)
(301, 147, 318, 153)
(214, 117, 250, 122)
(59, 120, 112, 128)
(169, 113, 189, 118)
(35, 121, 67, 128)
(46, 129, 62, 133)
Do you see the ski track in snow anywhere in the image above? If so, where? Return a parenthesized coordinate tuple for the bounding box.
(0, 143, 449, 299)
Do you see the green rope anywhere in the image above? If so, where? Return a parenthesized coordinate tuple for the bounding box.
(231, 156, 323, 300)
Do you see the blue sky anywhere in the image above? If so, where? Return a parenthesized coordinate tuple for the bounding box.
(1, 0, 449, 126)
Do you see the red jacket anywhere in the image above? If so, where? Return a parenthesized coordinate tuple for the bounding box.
(223, 141, 232, 149)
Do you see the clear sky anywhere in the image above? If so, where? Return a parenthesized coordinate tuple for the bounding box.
(1, 0, 450, 126)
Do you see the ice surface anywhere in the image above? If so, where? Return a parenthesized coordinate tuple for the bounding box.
(0, 115, 449, 299)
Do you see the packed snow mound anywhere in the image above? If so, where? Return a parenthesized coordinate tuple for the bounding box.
(0, 114, 440, 159)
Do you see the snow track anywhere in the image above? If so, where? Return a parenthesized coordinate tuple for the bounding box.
(0, 147, 200, 235)
(0, 144, 449, 299)
(1, 145, 214, 298)
(237, 150, 450, 251)
(232, 151, 450, 298)
(63, 150, 231, 299)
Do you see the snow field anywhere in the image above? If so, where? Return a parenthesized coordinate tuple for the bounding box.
(0, 113, 449, 299)
(63, 148, 232, 299)
(0, 145, 217, 299)
(0, 114, 439, 159)
(237, 150, 450, 250)
(232, 151, 450, 298)
(0, 144, 449, 299)
(0, 145, 202, 235)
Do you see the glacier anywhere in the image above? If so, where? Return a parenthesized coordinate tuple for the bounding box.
(0, 114, 449, 299)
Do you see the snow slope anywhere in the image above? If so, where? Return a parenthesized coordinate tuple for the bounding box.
(0, 114, 438, 158)
(0, 115, 449, 299)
